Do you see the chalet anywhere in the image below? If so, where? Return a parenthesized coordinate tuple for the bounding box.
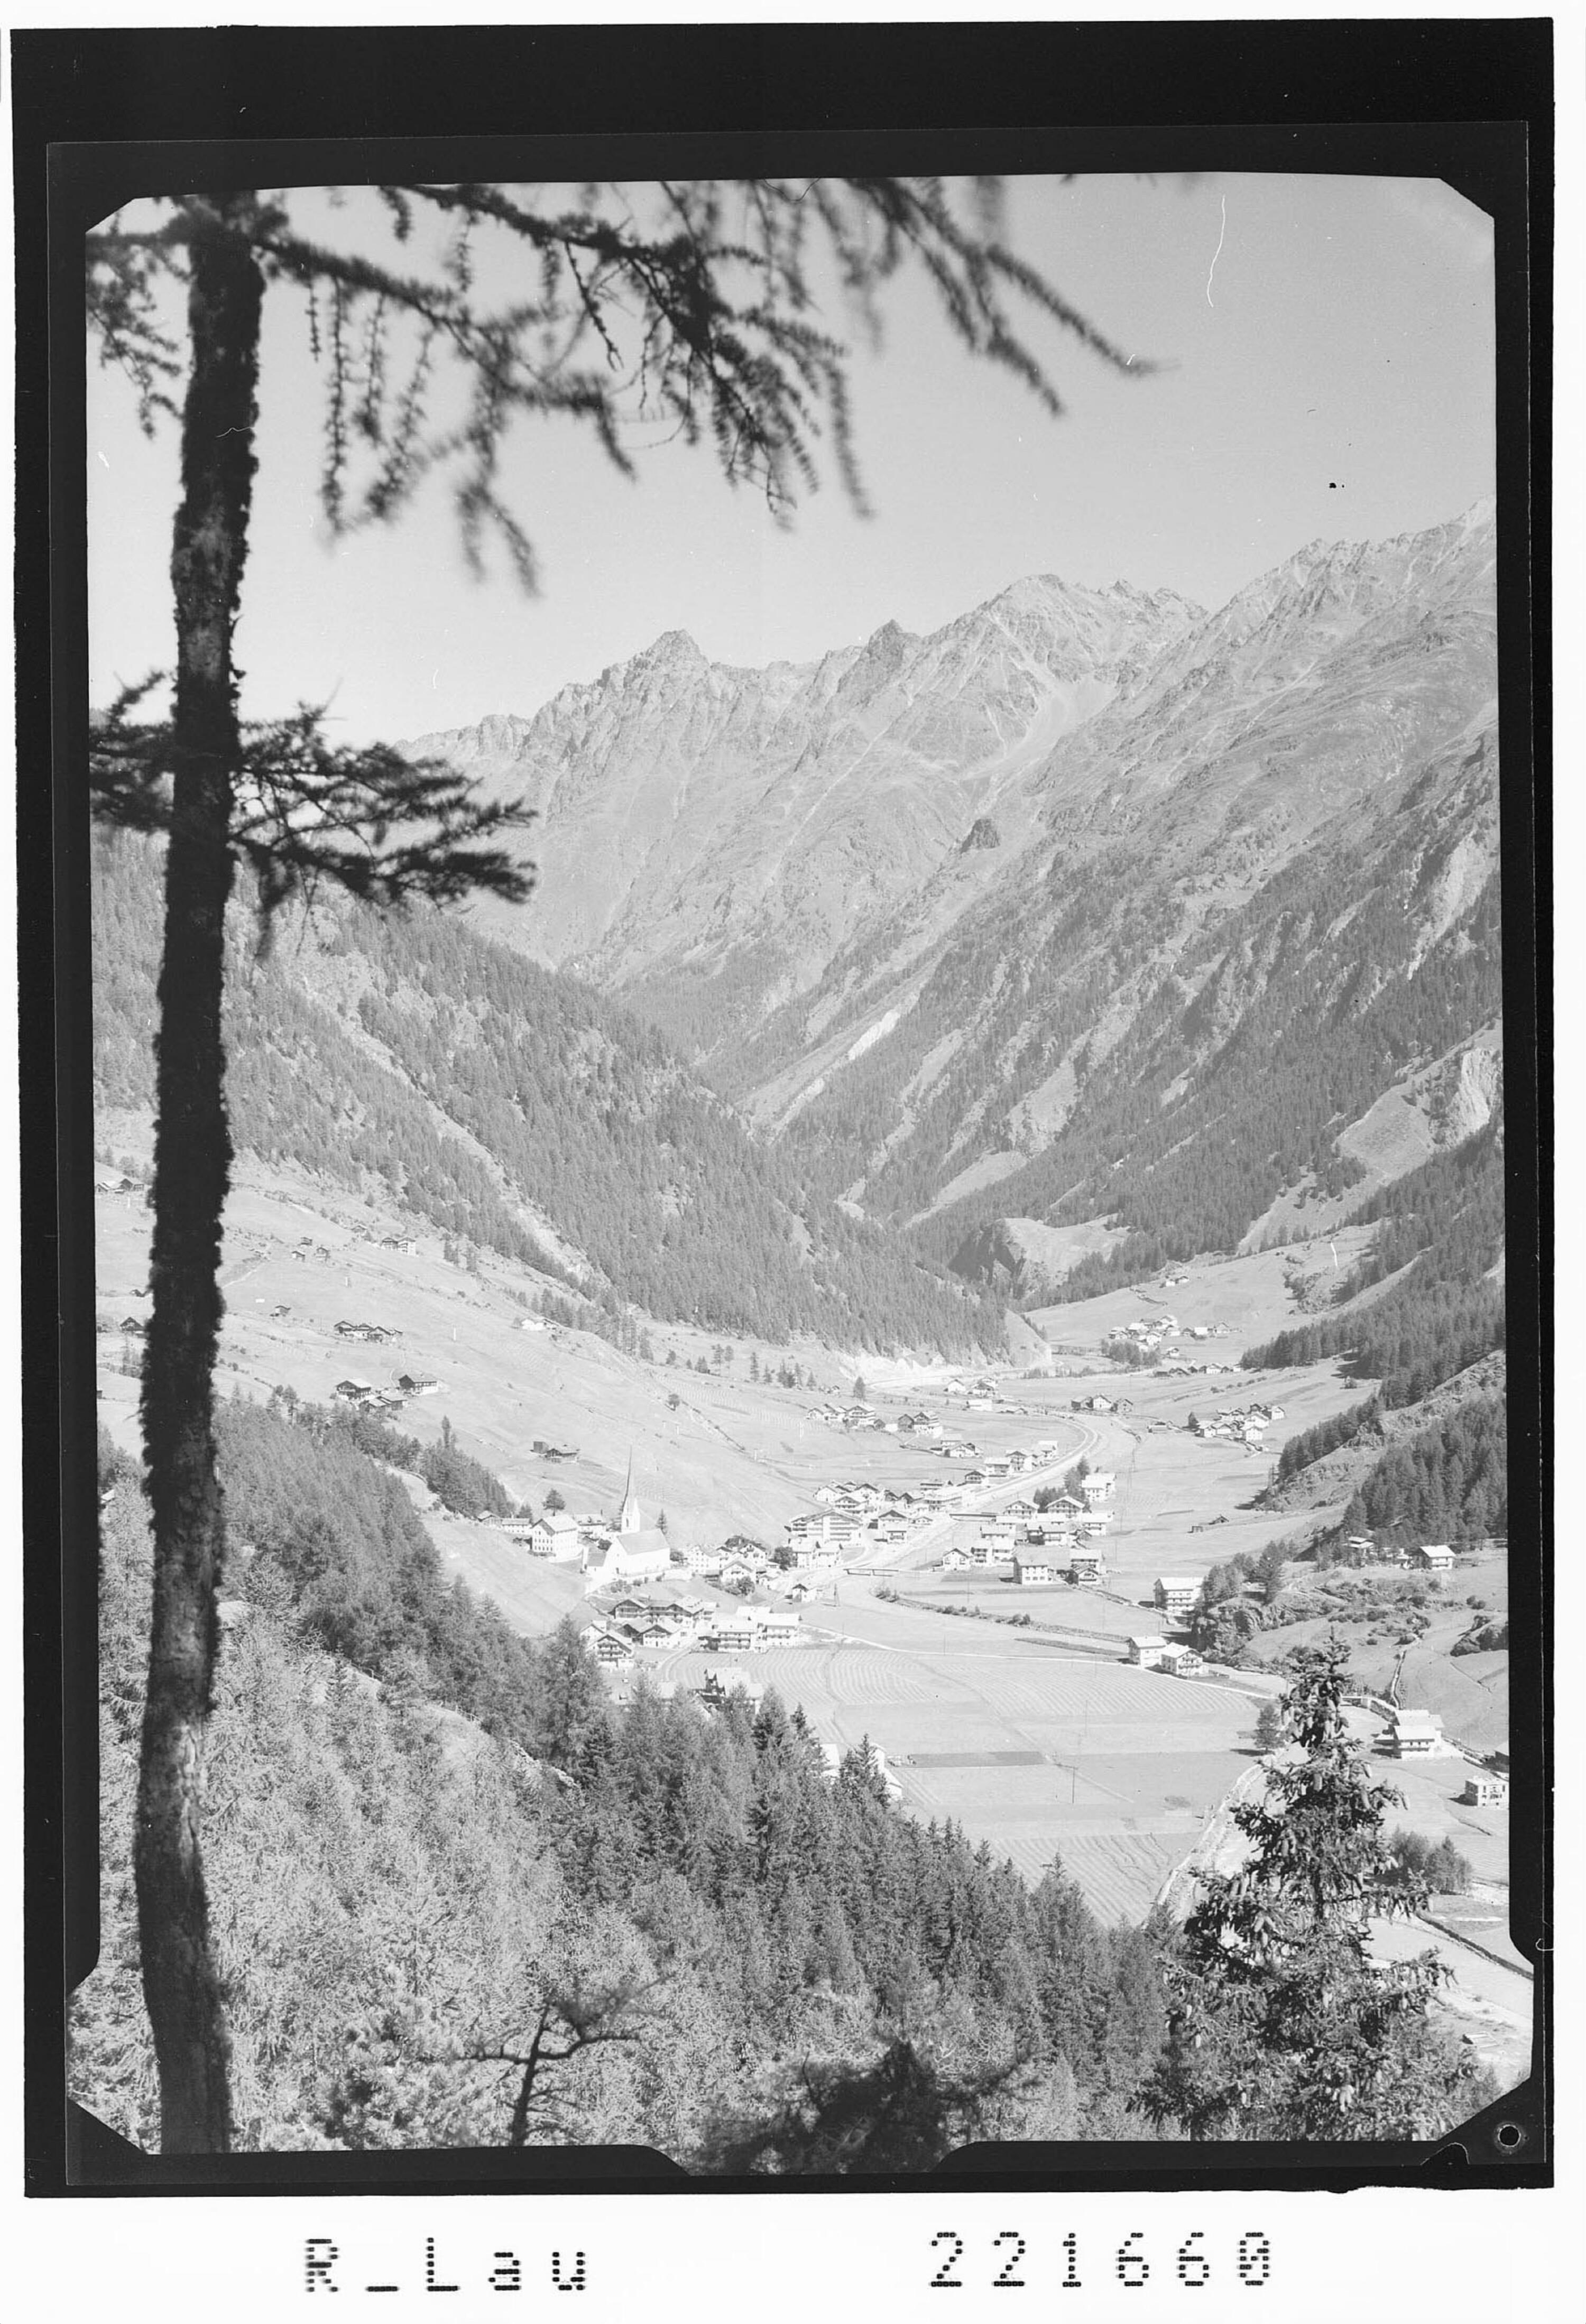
(530, 1511, 585, 1561)
(590, 1631, 633, 1668)
(1388, 1709, 1445, 1758)
(332, 1377, 374, 1404)
(394, 1372, 440, 1395)
(518, 1314, 547, 1332)
(1128, 1635, 1170, 1668)
(943, 1546, 972, 1570)
(1154, 1576, 1200, 1617)
(981, 1456, 1012, 1480)
(813, 1484, 841, 1506)
(961, 1467, 988, 1488)
(761, 1616, 799, 1646)
(636, 1619, 678, 1649)
(1460, 1773, 1508, 1809)
(1414, 1543, 1455, 1572)
(95, 1169, 134, 1193)
(716, 1557, 759, 1589)
(1012, 1556, 1055, 1587)
(1345, 1535, 1377, 1558)
(1081, 1471, 1116, 1504)
(979, 1521, 1016, 1551)
(121, 1315, 147, 1335)
(1067, 1548, 1106, 1585)
(500, 1516, 538, 1542)
(682, 1544, 723, 1576)
(606, 1594, 649, 1623)
(1157, 1643, 1204, 1675)
(1005, 1449, 1031, 1473)
(1049, 1492, 1086, 1520)
(1004, 1498, 1038, 1521)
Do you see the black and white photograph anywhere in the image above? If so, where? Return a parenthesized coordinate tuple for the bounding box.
(19, 19, 1552, 2256)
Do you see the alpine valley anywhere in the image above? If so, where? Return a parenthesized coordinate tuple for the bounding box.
(85, 500, 1523, 2155)
(411, 499, 1503, 1305)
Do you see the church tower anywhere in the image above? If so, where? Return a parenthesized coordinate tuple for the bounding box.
(619, 1449, 643, 1535)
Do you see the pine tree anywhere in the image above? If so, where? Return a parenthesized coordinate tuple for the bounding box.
(1137, 1640, 1487, 2139)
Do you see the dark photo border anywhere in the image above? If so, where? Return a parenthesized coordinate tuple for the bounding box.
(14, 18, 1552, 2199)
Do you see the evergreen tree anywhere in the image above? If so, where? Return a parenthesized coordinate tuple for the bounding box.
(1137, 1640, 1486, 2139)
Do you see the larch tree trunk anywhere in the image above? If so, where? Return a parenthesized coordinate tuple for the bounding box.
(133, 197, 262, 2155)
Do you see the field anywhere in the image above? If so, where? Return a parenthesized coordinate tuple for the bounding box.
(652, 1601, 1266, 1924)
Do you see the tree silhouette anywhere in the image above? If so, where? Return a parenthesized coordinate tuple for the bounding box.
(88, 176, 1150, 2152)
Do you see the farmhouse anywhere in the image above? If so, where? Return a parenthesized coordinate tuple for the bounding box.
(1388, 1708, 1446, 1758)
(1414, 1543, 1455, 1572)
(1153, 1576, 1200, 1617)
(1128, 1636, 1171, 1669)
(1012, 1556, 1055, 1587)
(1460, 1773, 1508, 1808)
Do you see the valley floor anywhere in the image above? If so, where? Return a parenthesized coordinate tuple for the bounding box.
(94, 1167, 1522, 2083)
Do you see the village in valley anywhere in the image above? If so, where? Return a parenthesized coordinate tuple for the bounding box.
(93, 1148, 1522, 2081)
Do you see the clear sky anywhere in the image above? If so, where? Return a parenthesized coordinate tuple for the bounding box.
(86, 172, 1495, 744)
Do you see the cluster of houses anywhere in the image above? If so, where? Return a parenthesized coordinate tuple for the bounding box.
(1106, 1309, 1232, 1360)
(942, 1470, 1120, 1585)
(1188, 1401, 1285, 1446)
(331, 1366, 441, 1413)
(586, 1590, 806, 1668)
(335, 1317, 401, 1344)
(1127, 1575, 1211, 1675)
(1345, 1536, 1458, 1572)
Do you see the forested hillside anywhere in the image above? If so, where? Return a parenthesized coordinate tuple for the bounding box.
(91, 827, 1004, 1357)
(1249, 1127, 1507, 1546)
(77, 1424, 1169, 2161)
(912, 774, 1502, 1301)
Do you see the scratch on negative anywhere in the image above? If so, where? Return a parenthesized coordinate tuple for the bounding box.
(1206, 194, 1227, 308)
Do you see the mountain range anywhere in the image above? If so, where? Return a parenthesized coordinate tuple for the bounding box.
(411, 501, 1502, 1305)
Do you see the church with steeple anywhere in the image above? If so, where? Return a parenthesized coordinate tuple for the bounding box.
(582, 1451, 672, 1595)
